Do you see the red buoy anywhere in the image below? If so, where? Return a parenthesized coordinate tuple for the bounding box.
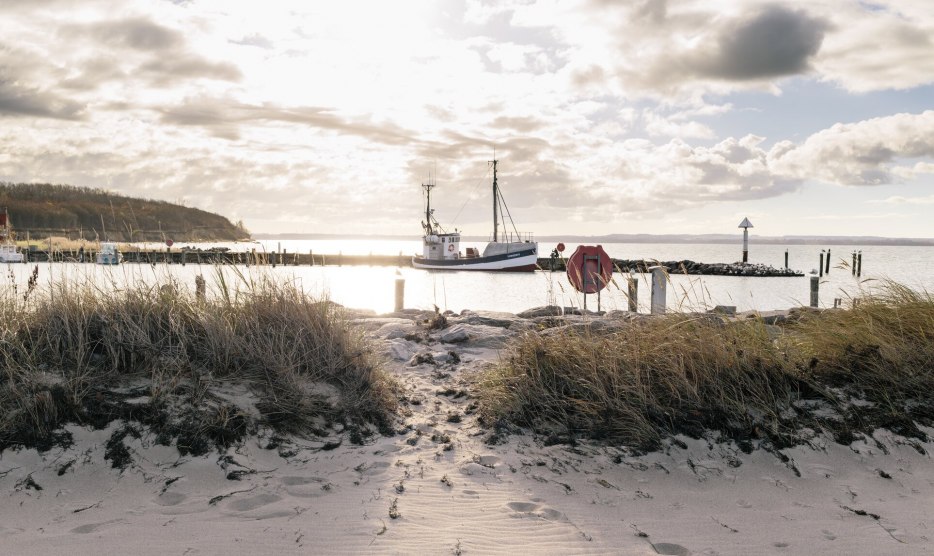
(566, 245, 613, 294)
(556, 242, 565, 253)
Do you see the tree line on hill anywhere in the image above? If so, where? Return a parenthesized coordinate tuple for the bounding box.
(0, 183, 249, 242)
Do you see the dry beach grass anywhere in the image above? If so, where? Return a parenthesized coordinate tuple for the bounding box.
(0, 268, 398, 458)
(478, 280, 934, 452)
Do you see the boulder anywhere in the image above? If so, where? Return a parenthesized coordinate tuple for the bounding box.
(517, 306, 563, 318)
(439, 325, 470, 343)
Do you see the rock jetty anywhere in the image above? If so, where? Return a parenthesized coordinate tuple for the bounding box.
(540, 257, 803, 277)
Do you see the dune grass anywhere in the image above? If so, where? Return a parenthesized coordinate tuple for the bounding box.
(478, 280, 934, 450)
(0, 268, 398, 456)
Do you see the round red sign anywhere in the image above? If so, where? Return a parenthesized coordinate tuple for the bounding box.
(165, 239, 174, 247)
(556, 242, 565, 253)
(566, 245, 613, 294)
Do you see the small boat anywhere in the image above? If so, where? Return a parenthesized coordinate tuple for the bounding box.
(96, 242, 123, 265)
(0, 207, 24, 263)
(0, 243, 24, 263)
(412, 159, 538, 271)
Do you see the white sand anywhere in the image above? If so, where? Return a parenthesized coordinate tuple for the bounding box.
(1, 311, 932, 555)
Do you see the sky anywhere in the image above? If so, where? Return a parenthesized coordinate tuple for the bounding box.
(0, 0, 932, 239)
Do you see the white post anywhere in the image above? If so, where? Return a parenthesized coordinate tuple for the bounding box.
(394, 271, 405, 312)
(650, 266, 666, 315)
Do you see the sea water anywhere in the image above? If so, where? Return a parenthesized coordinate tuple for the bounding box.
(7, 239, 933, 315)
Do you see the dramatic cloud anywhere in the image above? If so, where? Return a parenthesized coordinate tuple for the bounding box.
(695, 6, 828, 81)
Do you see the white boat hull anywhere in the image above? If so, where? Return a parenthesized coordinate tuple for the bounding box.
(412, 249, 538, 271)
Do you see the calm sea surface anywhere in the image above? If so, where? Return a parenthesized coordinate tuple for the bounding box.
(8, 239, 933, 315)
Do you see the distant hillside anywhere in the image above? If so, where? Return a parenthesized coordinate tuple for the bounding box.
(0, 183, 249, 242)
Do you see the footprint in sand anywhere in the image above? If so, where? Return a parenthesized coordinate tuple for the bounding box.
(228, 493, 282, 512)
(507, 501, 539, 512)
(70, 520, 124, 534)
(651, 542, 690, 556)
(736, 499, 753, 509)
(156, 492, 187, 506)
(506, 501, 568, 522)
(821, 530, 837, 541)
(472, 455, 500, 469)
(280, 476, 334, 498)
(357, 461, 391, 476)
(461, 490, 480, 499)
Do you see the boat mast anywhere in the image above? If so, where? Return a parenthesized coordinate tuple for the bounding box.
(422, 174, 435, 235)
(492, 159, 498, 243)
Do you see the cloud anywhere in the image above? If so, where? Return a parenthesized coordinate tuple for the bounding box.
(874, 195, 934, 206)
(59, 17, 183, 51)
(769, 111, 934, 185)
(816, 3, 934, 92)
(157, 98, 414, 143)
(140, 56, 242, 85)
(0, 77, 85, 120)
(55, 16, 241, 88)
(230, 34, 275, 49)
(694, 6, 828, 81)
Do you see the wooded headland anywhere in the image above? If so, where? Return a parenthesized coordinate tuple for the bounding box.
(0, 183, 248, 242)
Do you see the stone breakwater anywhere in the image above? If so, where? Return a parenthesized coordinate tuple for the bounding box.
(540, 258, 803, 277)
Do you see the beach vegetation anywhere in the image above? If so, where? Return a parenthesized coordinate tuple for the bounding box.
(0, 268, 398, 458)
(478, 280, 934, 451)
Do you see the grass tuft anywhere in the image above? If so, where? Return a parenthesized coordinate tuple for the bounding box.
(0, 269, 398, 455)
(478, 280, 934, 450)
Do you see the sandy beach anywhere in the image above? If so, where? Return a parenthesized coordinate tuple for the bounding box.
(1, 308, 932, 555)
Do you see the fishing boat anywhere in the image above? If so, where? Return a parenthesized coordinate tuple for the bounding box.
(412, 159, 538, 271)
(0, 208, 24, 263)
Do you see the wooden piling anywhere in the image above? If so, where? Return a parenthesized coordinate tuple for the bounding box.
(627, 275, 638, 313)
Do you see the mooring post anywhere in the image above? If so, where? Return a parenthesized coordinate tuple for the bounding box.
(810, 275, 819, 308)
(825, 248, 831, 274)
(852, 250, 857, 276)
(857, 250, 862, 277)
(784, 249, 788, 270)
(650, 266, 666, 315)
(819, 250, 824, 277)
(394, 270, 405, 312)
(627, 272, 638, 313)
